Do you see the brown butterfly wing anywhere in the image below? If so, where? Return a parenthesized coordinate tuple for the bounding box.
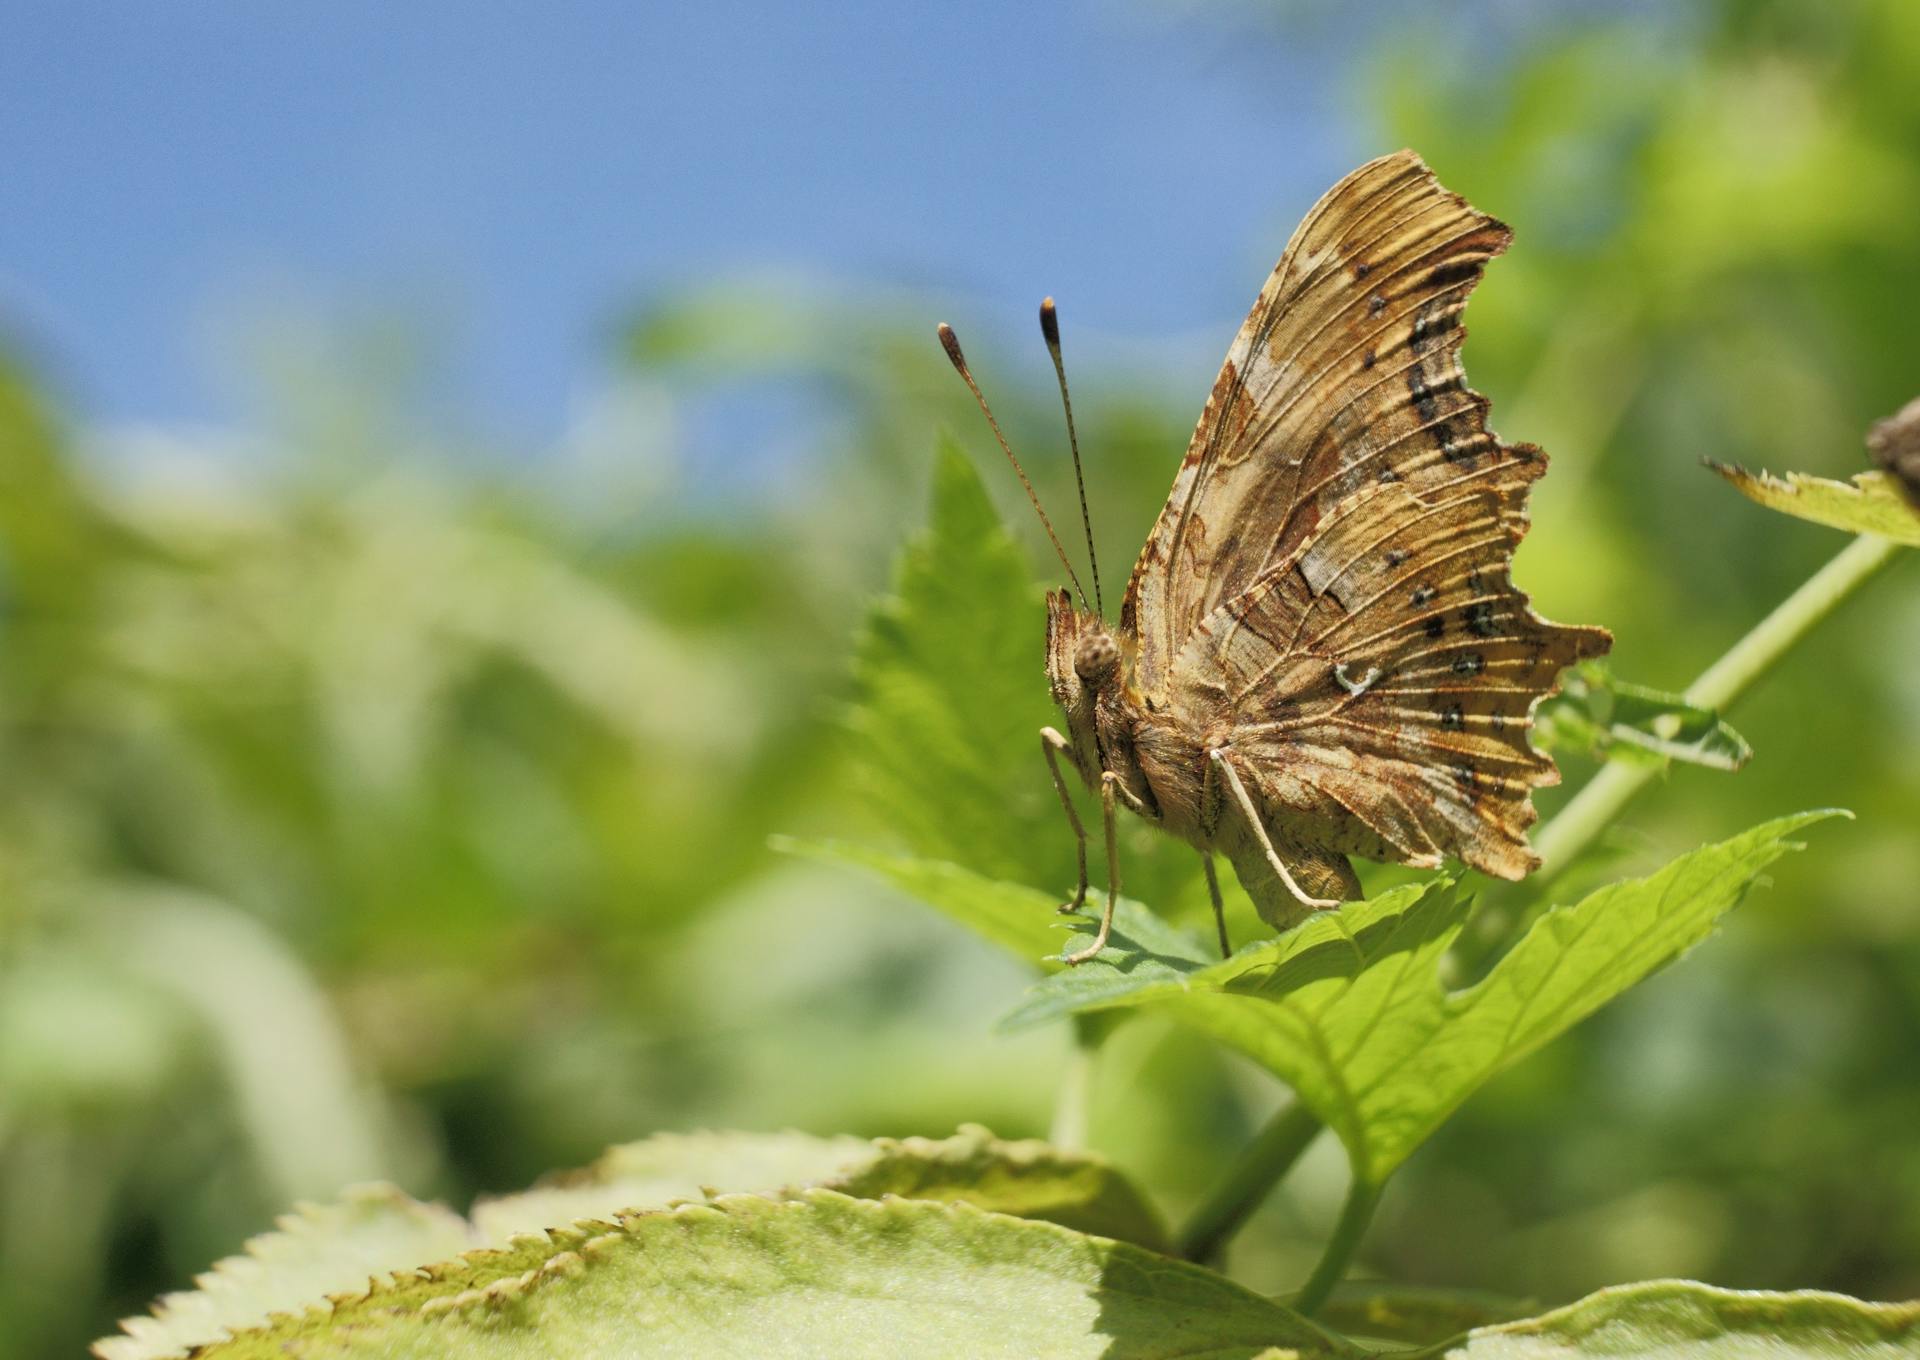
(1181, 479, 1607, 879)
(1122, 149, 1524, 695)
(1124, 149, 1608, 880)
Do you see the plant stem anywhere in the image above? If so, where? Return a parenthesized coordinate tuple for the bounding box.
(1294, 1176, 1382, 1316)
(1049, 1019, 1099, 1152)
(1175, 1099, 1323, 1263)
(1533, 532, 1902, 879)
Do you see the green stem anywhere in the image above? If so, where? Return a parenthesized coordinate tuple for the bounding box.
(1175, 1099, 1323, 1263)
(1049, 1018, 1099, 1152)
(1294, 1175, 1382, 1316)
(1533, 532, 1902, 879)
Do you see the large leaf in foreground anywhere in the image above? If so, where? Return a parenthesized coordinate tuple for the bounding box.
(1438, 1279, 1920, 1358)
(177, 1192, 1356, 1360)
(1006, 812, 1839, 1184)
(100, 1127, 1167, 1358)
(1708, 461, 1920, 545)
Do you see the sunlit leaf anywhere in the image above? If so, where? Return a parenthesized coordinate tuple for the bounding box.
(137, 1192, 1356, 1360)
(1534, 663, 1751, 772)
(1708, 462, 1920, 545)
(1436, 1279, 1920, 1358)
(1004, 812, 1841, 1184)
(99, 1127, 1170, 1357)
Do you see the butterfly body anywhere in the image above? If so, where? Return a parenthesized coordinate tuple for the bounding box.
(1045, 589, 1363, 934)
(958, 150, 1611, 963)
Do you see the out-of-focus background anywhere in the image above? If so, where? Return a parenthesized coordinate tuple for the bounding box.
(4, 1, 1918, 1353)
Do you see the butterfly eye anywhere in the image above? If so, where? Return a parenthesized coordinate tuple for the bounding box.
(1074, 633, 1120, 682)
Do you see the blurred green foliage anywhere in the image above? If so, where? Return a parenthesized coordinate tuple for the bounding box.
(5, 1, 1920, 1354)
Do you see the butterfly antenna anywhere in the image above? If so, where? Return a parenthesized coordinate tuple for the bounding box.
(937, 321, 1090, 610)
(1040, 297, 1102, 617)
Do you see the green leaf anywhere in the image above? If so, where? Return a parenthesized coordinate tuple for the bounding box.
(1708, 461, 1920, 546)
(1534, 663, 1752, 772)
(780, 837, 1214, 971)
(1004, 812, 1841, 1184)
(99, 1127, 1171, 1357)
(92, 1185, 473, 1360)
(844, 438, 1064, 886)
(831, 440, 1209, 952)
(475, 1123, 1168, 1253)
(165, 1192, 1359, 1360)
(1435, 1279, 1920, 1358)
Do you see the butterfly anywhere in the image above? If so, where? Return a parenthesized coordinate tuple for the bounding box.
(940, 149, 1610, 964)
(1868, 396, 1920, 511)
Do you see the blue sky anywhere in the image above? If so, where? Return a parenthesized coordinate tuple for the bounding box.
(0, 2, 1421, 447)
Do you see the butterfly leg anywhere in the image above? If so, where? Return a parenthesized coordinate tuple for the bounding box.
(1207, 748, 1341, 911)
(1039, 727, 1089, 915)
(1200, 854, 1230, 959)
(1062, 772, 1121, 966)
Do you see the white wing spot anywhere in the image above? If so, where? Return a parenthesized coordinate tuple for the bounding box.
(1332, 662, 1380, 696)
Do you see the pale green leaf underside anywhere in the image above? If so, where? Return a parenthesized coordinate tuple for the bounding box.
(173, 1191, 1354, 1360)
(470, 1127, 875, 1242)
(1441, 1279, 1920, 1358)
(477, 1122, 1167, 1252)
(1709, 462, 1920, 546)
(93, 1185, 474, 1360)
(1007, 812, 1840, 1184)
(98, 1127, 1167, 1358)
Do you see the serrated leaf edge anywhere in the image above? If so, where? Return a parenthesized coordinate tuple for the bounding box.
(151, 1190, 1344, 1357)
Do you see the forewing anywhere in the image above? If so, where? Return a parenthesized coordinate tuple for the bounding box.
(1180, 476, 1608, 879)
(1123, 150, 1518, 695)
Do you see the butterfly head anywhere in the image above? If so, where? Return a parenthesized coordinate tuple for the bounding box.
(1046, 588, 1125, 711)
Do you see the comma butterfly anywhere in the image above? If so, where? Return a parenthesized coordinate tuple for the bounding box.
(940, 150, 1610, 964)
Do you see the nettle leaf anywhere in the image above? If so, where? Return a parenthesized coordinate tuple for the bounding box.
(845, 438, 1064, 886)
(1707, 461, 1920, 545)
(98, 1127, 1168, 1358)
(832, 441, 1207, 950)
(779, 837, 1213, 972)
(1436, 1279, 1920, 1358)
(1534, 663, 1751, 772)
(94, 1185, 474, 1360)
(1004, 812, 1840, 1185)
(150, 1192, 1357, 1360)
